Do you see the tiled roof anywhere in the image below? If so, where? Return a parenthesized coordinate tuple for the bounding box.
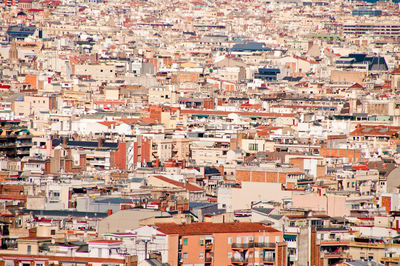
(253, 207, 274, 215)
(155, 222, 279, 235)
(98, 121, 120, 128)
(118, 118, 139, 124)
(349, 83, 364, 89)
(152, 175, 203, 192)
(88, 240, 122, 244)
(350, 125, 400, 137)
(392, 67, 400, 74)
(19, 237, 52, 241)
(180, 109, 295, 117)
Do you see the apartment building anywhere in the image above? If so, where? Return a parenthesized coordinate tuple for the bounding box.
(156, 222, 286, 266)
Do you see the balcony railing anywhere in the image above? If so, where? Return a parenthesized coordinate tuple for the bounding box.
(263, 255, 274, 262)
(205, 257, 212, 262)
(205, 244, 213, 250)
(232, 242, 276, 249)
(255, 242, 276, 248)
(319, 240, 351, 246)
(232, 243, 253, 249)
(322, 251, 351, 259)
(231, 257, 248, 263)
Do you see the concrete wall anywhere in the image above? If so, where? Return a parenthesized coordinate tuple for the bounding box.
(291, 194, 350, 217)
(218, 182, 292, 212)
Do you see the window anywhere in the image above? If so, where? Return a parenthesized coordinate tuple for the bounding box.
(275, 236, 280, 243)
(27, 245, 31, 254)
(183, 252, 188, 259)
(249, 143, 258, 151)
(228, 252, 232, 258)
(51, 230, 56, 235)
(200, 238, 204, 246)
(228, 237, 232, 244)
(236, 237, 241, 243)
(258, 236, 263, 243)
(199, 252, 204, 259)
(183, 238, 188, 245)
(311, 220, 323, 227)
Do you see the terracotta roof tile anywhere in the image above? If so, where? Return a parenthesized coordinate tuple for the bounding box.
(152, 175, 203, 192)
(98, 121, 120, 128)
(180, 109, 295, 117)
(155, 222, 279, 235)
(392, 67, 400, 74)
(350, 125, 400, 137)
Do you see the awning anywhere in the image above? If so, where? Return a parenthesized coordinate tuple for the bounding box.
(284, 235, 297, 240)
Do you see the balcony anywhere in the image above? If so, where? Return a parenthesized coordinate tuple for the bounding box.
(320, 240, 350, 246)
(232, 243, 253, 249)
(205, 257, 212, 262)
(232, 242, 276, 249)
(263, 255, 274, 262)
(349, 241, 385, 249)
(323, 251, 351, 259)
(381, 257, 400, 263)
(255, 242, 276, 248)
(285, 226, 300, 233)
(289, 254, 297, 262)
(231, 257, 248, 263)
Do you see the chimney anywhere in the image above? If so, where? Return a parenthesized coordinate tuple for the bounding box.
(107, 209, 113, 216)
(181, 159, 186, 169)
(29, 227, 37, 237)
(155, 159, 160, 168)
(97, 138, 105, 148)
(308, 40, 313, 51)
(80, 154, 86, 172)
(218, 165, 224, 178)
(62, 136, 68, 146)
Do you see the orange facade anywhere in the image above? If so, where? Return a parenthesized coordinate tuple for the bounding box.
(320, 148, 361, 163)
(158, 222, 285, 266)
(236, 170, 287, 184)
